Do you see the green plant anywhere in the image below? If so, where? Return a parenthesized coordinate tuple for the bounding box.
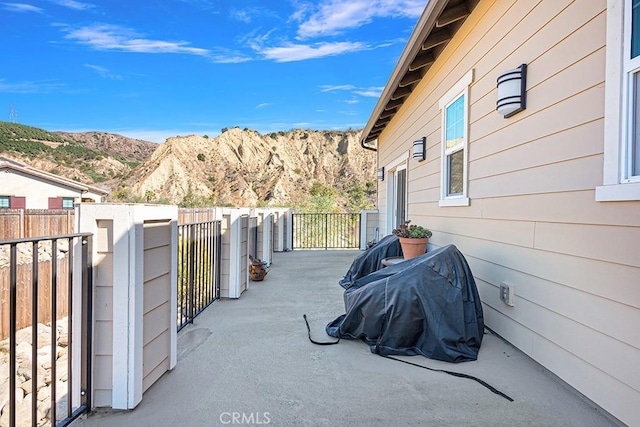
(392, 220, 432, 239)
(197, 153, 205, 161)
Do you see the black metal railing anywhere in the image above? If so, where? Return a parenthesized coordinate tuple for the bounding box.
(248, 216, 258, 259)
(177, 220, 221, 331)
(1, 233, 93, 427)
(292, 213, 361, 249)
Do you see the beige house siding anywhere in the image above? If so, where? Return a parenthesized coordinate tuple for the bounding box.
(93, 220, 114, 407)
(142, 221, 172, 392)
(375, 1, 639, 425)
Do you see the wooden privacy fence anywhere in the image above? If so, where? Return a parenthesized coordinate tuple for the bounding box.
(0, 257, 69, 340)
(178, 208, 217, 224)
(0, 208, 221, 240)
(0, 209, 75, 239)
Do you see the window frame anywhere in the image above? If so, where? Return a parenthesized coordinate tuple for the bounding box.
(597, 0, 640, 201)
(384, 152, 409, 234)
(62, 197, 75, 210)
(392, 164, 407, 229)
(439, 70, 473, 207)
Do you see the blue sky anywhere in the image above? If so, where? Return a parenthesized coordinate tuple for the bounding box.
(1, 0, 425, 143)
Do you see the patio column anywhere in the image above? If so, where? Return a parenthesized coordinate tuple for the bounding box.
(76, 203, 178, 410)
(360, 209, 380, 250)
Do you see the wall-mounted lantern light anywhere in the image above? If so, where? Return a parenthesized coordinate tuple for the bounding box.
(377, 166, 385, 181)
(496, 63, 527, 118)
(412, 136, 426, 161)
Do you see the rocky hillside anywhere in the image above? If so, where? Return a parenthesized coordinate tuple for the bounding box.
(1, 122, 377, 210)
(0, 121, 156, 185)
(121, 128, 376, 208)
(55, 131, 156, 163)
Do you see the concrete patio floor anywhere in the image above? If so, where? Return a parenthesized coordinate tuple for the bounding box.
(74, 250, 619, 427)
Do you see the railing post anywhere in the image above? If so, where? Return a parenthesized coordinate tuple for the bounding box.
(324, 214, 328, 250)
(82, 235, 93, 411)
(189, 224, 196, 324)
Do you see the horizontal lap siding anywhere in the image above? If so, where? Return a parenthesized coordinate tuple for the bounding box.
(142, 222, 171, 392)
(376, 0, 639, 425)
(94, 220, 114, 407)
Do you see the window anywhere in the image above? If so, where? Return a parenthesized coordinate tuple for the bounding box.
(384, 152, 409, 234)
(62, 197, 75, 209)
(597, 0, 640, 200)
(0, 196, 9, 209)
(439, 70, 473, 206)
(393, 166, 407, 228)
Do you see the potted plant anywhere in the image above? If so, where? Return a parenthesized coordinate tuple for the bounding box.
(392, 220, 432, 259)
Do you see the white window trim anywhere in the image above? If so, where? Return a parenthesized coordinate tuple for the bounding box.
(384, 152, 409, 234)
(438, 70, 473, 207)
(597, 0, 640, 201)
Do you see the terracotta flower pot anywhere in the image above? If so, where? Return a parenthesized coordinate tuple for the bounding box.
(399, 237, 428, 259)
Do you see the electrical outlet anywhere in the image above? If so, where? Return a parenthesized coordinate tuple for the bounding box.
(500, 282, 515, 306)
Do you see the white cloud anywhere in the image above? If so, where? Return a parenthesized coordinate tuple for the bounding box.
(320, 84, 355, 92)
(2, 3, 44, 13)
(288, 0, 313, 23)
(320, 84, 382, 99)
(296, 0, 424, 39)
(354, 87, 384, 97)
(84, 64, 122, 80)
(256, 103, 271, 109)
(63, 24, 211, 56)
(259, 41, 365, 62)
(0, 78, 64, 93)
(210, 54, 252, 63)
(49, 0, 94, 10)
(231, 9, 252, 23)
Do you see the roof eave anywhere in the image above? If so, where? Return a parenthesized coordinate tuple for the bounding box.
(360, 0, 466, 150)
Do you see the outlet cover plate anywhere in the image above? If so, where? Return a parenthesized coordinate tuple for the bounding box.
(500, 282, 515, 306)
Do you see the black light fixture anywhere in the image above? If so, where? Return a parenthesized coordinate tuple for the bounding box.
(377, 166, 385, 181)
(412, 136, 426, 161)
(496, 63, 527, 118)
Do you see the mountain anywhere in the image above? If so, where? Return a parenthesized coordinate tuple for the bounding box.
(120, 128, 377, 209)
(55, 131, 156, 163)
(0, 121, 156, 185)
(0, 121, 377, 210)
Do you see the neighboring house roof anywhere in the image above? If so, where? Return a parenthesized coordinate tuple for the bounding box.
(361, 0, 478, 150)
(0, 157, 109, 196)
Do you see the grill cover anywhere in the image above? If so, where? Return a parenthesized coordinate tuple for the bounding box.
(338, 234, 402, 289)
(327, 244, 484, 363)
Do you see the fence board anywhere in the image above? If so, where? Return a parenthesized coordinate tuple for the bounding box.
(178, 208, 217, 224)
(0, 209, 75, 239)
(1, 208, 217, 241)
(0, 257, 69, 339)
